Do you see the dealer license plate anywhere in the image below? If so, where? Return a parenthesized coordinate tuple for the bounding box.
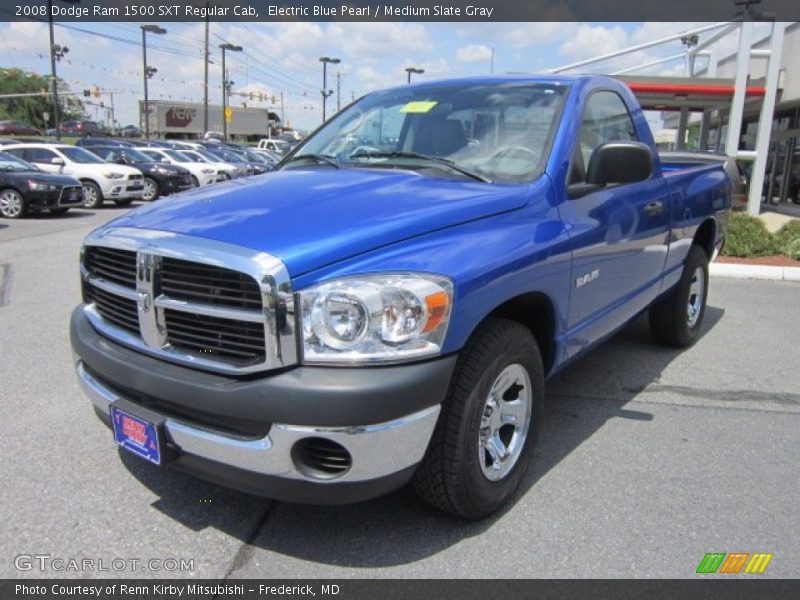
(110, 406, 161, 465)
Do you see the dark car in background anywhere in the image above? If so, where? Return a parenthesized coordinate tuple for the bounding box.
(0, 120, 41, 136)
(60, 119, 103, 137)
(0, 151, 82, 218)
(82, 144, 194, 201)
(118, 125, 141, 138)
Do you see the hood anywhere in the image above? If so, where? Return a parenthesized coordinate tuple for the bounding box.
(107, 167, 531, 276)
(16, 170, 80, 185)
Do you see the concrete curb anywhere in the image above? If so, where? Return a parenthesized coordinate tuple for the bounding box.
(710, 262, 800, 282)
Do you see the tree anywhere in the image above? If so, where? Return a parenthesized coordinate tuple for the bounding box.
(0, 68, 84, 130)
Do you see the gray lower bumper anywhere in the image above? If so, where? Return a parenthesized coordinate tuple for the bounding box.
(77, 361, 440, 485)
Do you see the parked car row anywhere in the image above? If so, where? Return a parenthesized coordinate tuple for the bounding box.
(0, 151, 83, 218)
(0, 136, 283, 218)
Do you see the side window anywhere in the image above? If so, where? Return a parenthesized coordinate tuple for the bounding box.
(29, 148, 58, 163)
(569, 91, 637, 184)
(4, 148, 26, 161)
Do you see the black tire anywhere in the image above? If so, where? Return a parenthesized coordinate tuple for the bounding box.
(0, 188, 26, 218)
(413, 317, 544, 519)
(649, 245, 709, 348)
(142, 177, 159, 201)
(81, 181, 103, 209)
(50, 207, 69, 216)
(190, 175, 199, 187)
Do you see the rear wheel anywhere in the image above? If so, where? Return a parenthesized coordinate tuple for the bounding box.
(649, 245, 709, 347)
(142, 177, 159, 201)
(0, 188, 26, 218)
(81, 181, 103, 209)
(413, 318, 544, 519)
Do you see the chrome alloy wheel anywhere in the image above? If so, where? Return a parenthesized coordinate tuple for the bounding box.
(0, 189, 23, 218)
(479, 363, 533, 481)
(142, 178, 158, 201)
(82, 183, 98, 207)
(686, 266, 705, 328)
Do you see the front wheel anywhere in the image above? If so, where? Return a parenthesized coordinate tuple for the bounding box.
(81, 181, 103, 209)
(142, 177, 159, 201)
(0, 188, 26, 218)
(413, 318, 544, 519)
(649, 245, 709, 347)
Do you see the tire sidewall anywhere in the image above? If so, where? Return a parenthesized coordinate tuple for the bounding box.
(679, 247, 709, 345)
(143, 177, 159, 201)
(0, 189, 25, 218)
(81, 181, 103, 208)
(455, 327, 544, 516)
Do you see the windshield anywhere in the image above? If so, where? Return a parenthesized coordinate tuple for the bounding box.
(165, 150, 192, 162)
(179, 151, 207, 163)
(290, 82, 568, 183)
(0, 151, 37, 172)
(121, 148, 153, 162)
(59, 146, 105, 164)
(207, 149, 245, 164)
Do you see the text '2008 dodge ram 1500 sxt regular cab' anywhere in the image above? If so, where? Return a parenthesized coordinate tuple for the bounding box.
(71, 75, 729, 519)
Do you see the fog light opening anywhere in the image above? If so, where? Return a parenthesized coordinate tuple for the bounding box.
(291, 437, 352, 480)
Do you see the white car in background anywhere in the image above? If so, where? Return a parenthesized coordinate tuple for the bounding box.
(176, 149, 243, 180)
(3, 143, 144, 208)
(257, 139, 290, 154)
(135, 148, 225, 187)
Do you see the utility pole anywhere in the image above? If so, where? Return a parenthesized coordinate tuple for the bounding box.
(109, 92, 115, 135)
(319, 56, 340, 122)
(336, 72, 341, 112)
(280, 91, 285, 126)
(141, 24, 166, 140)
(47, 0, 80, 140)
(490, 46, 495, 74)
(203, 5, 209, 134)
(220, 42, 243, 142)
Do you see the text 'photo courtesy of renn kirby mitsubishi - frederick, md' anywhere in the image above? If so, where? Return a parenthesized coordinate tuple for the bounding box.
(1, 0, 800, 598)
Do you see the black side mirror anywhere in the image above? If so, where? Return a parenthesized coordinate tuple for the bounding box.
(586, 141, 653, 185)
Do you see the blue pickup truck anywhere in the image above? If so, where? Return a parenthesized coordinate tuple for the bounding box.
(71, 75, 729, 519)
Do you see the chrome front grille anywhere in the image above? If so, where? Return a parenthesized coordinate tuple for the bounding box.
(84, 246, 137, 288)
(164, 309, 266, 361)
(160, 257, 262, 310)
(79, 228, 297, 375)
(83, 281, 139, 334)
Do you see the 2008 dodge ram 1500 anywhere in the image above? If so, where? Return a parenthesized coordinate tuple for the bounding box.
(71, 75, 729, 519)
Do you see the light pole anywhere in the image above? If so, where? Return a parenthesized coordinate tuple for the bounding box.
(47, 0, 80, 140)
(319, 56, 340, 122)
(220, 43, 243, 142)
(141, 24, 166, 141)
(405, 67, 424, 84)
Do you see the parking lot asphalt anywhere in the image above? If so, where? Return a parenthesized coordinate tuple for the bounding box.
(1, 205, 798, 579)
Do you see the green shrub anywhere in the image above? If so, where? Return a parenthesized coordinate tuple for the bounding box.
(775, 220, 800, 260)
(721, 213, 777, 257)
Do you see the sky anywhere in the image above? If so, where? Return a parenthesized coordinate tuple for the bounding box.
(0, 20, 773, 132)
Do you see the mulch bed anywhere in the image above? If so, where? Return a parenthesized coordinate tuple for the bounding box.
(716, 255, 800, 267)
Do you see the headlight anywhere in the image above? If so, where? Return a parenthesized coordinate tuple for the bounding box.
(103, 172, 125, 179)
(27, 180, 58, 191)
(299, 273, 453, 364)
(201, 168, 214, 174)
(154, 167, 172, 175)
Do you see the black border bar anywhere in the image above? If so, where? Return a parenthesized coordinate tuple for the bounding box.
(2, 0, 799, 22)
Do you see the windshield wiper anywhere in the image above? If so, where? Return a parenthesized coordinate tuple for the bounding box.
(281, 154, 339, 169)
(349, 150, 491, 183)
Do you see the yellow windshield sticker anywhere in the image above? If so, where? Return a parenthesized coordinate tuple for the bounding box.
(400, 101, 438, 113)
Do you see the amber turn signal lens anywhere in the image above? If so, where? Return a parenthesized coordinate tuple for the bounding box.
(423, 291, 449, 333)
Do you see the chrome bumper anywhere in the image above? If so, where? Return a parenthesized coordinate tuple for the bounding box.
(76, 361, 440, 484)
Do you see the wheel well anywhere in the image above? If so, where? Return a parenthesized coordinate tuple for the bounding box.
(693, 218, 716, 259)
(487, 292, 557, 375)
